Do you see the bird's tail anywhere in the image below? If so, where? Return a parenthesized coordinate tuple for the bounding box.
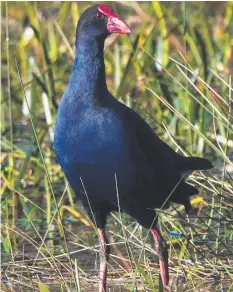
(179, 157, 213, 171)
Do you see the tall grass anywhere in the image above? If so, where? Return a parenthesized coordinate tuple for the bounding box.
(1, 2, 233, 291)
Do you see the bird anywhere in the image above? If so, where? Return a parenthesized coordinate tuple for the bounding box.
(54, 4, 212, 291)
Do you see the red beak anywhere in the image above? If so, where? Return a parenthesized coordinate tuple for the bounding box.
(97, 4, 131, 34)
(107, 16, 131, 34)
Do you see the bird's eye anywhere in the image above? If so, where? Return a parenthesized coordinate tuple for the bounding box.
(96, 12, 104, 20)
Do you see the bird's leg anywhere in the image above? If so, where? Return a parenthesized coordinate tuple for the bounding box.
(151, 228, 169, 288)
(98, 228, 110, 292)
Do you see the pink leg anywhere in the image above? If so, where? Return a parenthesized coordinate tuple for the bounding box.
(98, 228, 109, 292)
(151, 228, 169, 288)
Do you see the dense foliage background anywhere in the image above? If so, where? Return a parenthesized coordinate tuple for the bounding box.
(1, 2, 233, 291)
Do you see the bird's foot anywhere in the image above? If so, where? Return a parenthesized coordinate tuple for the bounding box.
(98, 228, 109, 292)
(154, 236, 168, 260)
(99, 261, 107, 292)
(151, 228, 169, 288)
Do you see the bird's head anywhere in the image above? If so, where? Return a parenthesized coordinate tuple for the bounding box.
(76, 4, 131, 41)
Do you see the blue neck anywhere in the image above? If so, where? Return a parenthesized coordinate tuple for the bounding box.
(66, 37, 108, 106)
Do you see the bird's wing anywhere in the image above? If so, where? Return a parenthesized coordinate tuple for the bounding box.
(121, 104, 212, 174)
(122, 105, 182, 175)
(120, 105, 197, 211)
(116, 102, 212, 212)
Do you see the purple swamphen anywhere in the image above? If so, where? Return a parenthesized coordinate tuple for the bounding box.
(54, 4, 212, 291)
